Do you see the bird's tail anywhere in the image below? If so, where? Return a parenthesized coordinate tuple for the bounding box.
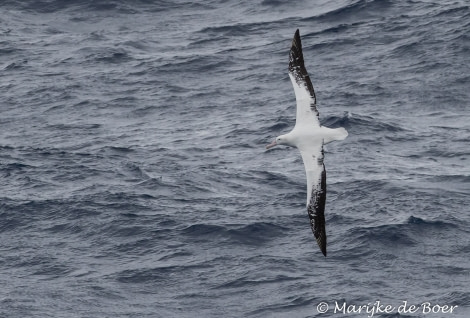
(332, 127, 348, 141)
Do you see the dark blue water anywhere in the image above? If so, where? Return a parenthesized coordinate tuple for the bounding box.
(1, 0, 469, 317)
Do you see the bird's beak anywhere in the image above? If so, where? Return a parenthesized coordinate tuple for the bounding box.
(266, 140, 277, 149)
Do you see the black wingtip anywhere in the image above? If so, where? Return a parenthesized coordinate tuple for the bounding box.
(293, 29, 301, 44)
(317, 236, 327, 257)
(314, 231, 327, 257)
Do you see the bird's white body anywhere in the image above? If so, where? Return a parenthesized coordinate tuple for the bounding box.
(276, 125, 348, 205)
(279, 126, 347, 149)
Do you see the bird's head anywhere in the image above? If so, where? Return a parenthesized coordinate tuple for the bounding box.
(266, 135, 290, 149)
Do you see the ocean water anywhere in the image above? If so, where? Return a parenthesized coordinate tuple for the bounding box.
(1, 0, 469, 317)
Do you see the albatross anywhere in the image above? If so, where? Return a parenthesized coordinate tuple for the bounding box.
(266, 29, 348, 256)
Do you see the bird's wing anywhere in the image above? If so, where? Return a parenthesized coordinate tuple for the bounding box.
(300, 144, 327, 256)
(288, 29, 320, 128)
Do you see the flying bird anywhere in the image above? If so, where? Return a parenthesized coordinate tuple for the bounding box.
(266, 29, 348, 256)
